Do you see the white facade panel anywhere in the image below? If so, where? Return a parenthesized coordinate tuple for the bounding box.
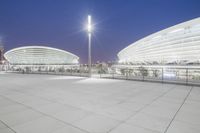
(4, 46, 79, 65)
(118, 17, 200, 65)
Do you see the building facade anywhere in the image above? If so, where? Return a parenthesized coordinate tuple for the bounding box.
(4, 46, 79, 72)
(118, 17, 200, 65)
(4, 46, 79, 65)
(0, 43, 3, 64)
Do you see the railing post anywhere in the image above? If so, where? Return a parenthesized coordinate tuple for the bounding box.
(142, 69, 144, 81)
(126, 68, 128, 80)
(162, 68, 164, 83)
(100, 66, 102, 78)
(186, 68, 188, 85)
(79, 67, 81, 77)
(112, 69, 114, 79)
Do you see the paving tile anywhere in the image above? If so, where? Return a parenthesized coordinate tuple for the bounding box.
(115, 101, 147, 112)
(96, 105, 137, 121)
(0, 121, 7, 130)
(0, 109, 44, 126)
(164, 88, 189, 99)
(1, 92, 26, 103)
(150, 100, 180, 111)
(73, 114, 121, 133)
(126, 112, 170, 132)
(53, 105, 91, 124)
(36, 102, 72, 115)
(0, 128, 15, 133)
(166, 120, 200, 133)
(141, 103, 179, 119)
(175, 108, 200, 125)
(183, 100, 200, 111)
(20, 97, 52, 108)
(187, 87, 200, 102)
(101, 109, 136, 121)
(109, 123, 159, 133)
(158, 96, 184, 104)
(52, 125, 87, 133)
(128, 94, 159, 104)
(174, 100, 200, 125)
(0, 104, 28, 116)
(79, 101, 115, 112)
(0, 98, 15, 107)
(12, 116, 66, 133)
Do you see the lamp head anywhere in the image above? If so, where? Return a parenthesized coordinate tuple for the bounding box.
(87, 15, 92, 33)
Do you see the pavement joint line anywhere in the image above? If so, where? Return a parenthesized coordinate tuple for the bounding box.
(4, 87, 131, 127)
(2, 84, 127, 123)
(121, 83, 173, 104)
(163, 86, 193, 133)
(0, 120, 17, 133)
(0, 75, 195, 133)
(1, 85, 97, 116)
(106, 84, 179, 133)
(3, 79, 161, 119)
(0, 94, 91, 133)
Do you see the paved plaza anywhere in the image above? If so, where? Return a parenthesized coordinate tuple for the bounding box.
(0, 73, 200, 133)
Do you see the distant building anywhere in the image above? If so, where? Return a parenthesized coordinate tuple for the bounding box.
(4, 46, 79, 65)
(0, 43, 3, 64)
(118, 17, 200, 65)
(4, 45, 79, 72)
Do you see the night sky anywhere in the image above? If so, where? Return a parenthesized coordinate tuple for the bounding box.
(0, 0, 200, 63)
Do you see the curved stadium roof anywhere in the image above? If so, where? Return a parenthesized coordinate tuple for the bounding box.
(4, 46, 79, 65)
(118, 17, 200, 65)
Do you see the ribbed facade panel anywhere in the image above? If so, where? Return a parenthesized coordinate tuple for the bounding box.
(118, 18, 200, 65)
(4, 46, 79, 65)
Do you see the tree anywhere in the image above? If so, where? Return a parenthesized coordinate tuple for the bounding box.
(139, 67, 148, 77)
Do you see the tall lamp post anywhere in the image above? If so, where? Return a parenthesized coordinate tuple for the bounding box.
(87, 15, 92, 77)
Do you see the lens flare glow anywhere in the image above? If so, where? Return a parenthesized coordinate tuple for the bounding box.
(87, 15, 92, 33)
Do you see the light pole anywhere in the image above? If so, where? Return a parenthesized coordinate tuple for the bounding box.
(87, 15, 92, 77)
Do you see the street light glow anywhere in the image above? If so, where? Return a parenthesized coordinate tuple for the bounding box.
(87, 15, 92, 33)
(88, 15, 91, 24)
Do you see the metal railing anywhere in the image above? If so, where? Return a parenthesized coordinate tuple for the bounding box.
(2, 65, 200, 86)
(100, 65, 200, 86)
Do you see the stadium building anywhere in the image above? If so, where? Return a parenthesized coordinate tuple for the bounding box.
(4, 46, 79, 72)
(0, 42, 3, 63)
(118, 17, 200, 65)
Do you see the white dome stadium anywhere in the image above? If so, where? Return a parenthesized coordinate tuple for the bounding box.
(4, 46, 79, 65)
(118, 17, 200, 65)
